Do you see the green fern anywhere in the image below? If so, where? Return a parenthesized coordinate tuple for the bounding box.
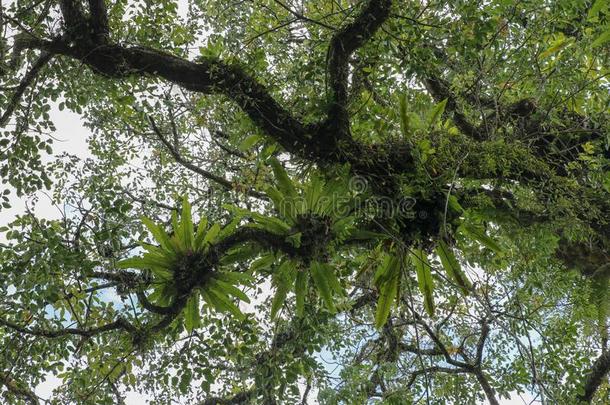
(118, 196, 251, 332)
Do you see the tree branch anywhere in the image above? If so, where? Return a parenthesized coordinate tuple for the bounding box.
(0, 52, 53, 128)
(324, 0, 392, 140)
(147, 116, 266, 199)
(24, 37, 321, 159)
(578, 350, 610, 403)
(0, 372, 40, 405)
(136, 290, 179, 315)
(87, 0, 109, 43)
(0, 315, 135, 338)
(423, 75, 485, 141)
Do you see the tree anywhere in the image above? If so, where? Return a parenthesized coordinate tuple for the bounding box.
(0, 0, 609, 403)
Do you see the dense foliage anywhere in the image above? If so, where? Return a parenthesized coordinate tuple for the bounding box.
(0, 0, 609, 403)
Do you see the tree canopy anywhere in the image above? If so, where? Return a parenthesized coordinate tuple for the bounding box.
(0, 0, 609, 403)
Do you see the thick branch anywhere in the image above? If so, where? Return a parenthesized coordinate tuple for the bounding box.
(200, 391, 254, 405)
(323, 0, 392, 141)
(136, 290, 179, 315)
(578, 350, 610, 403)
(406, 365, 469, 388)
(58, 0, 87, 34)
(26, 38, 322, 159)
(424, 75, 485, 141)
(0, 372, 39, 405)
(473, 370, 500, 405)
(87, 0, 109, 42)
(0, 52, 53, 128)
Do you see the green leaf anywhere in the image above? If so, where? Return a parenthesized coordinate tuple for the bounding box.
(427, 98, 448, 128)
(220, 244, 261, 265)
(285, 232, 302, 248)
(117, 257, 173, 279)
(592, 274, 609, 346)
(216, 271, 255, 284)
(141, 217, 174, 253)
(194, 218, 209, 252)
(294, 269, 308, 317)
(399, 93, 410, 135)
(305, 172, 324, 213)
(269, 157, 297, 200)
(270, 260, 294, 319)
(218, 216, 241, 240)
(348, 229, 387, 241)
(184, 292, 201, 333)
(411, 249, 435, 317)
(203, 223, 221, 246)
(318, 262, 344, 296)
(266, 186, 294, 220)
(374, 254, 400, 286)
(170, 210, 185, 251)
(592, 27, 610, 47)
(309, 261, 336, 312)
(250, 253, 276, 272)
(209, 279, 250, 303)
(436, 240, 472, 295)
(375, 270, 399, 329)
(205, 287, 245, 320)
(447, 195, 464, 214)
(539, 35, 571, 59)
(238, 134, 262, 152)
(246, 215, 291, 235)
(460, 223, 502, 254)
(180, 196, 194, 251)
(588, 0, 608, 20)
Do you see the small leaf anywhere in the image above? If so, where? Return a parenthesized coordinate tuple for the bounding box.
(265, 186, 293, 220)
(194, 218, 209, 252)
(216, 271, 255, 284)
(539, 35, 571, 59)
(305, 172, 324, 213)
(210, 279, 250, 303)
(374, 254, 400, 286)
(220, 244, 261, 265)
(249, 214, 291, 235)
(218, 216, 241, 240)
(117, 257, 173, 279)
(318, 262, 344, 296)
(285, 232, 302, 248)
(250, 253, 276, 272)
(203, 223, 221, 246)
(205, 287, 245, 320)
(588, 0, 608, 20)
